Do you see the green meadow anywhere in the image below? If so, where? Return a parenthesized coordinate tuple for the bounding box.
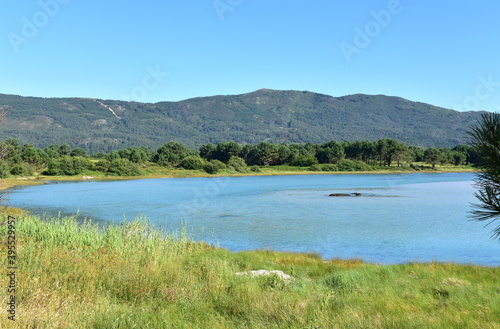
(0, 212, 498, 329)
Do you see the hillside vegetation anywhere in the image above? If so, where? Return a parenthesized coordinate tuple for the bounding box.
(0, 90, 486, 152)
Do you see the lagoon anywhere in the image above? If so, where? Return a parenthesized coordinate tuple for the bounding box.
(7, 172, 500, 265)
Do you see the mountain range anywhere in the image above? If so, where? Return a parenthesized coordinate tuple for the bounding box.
(0, 89, 485, 153)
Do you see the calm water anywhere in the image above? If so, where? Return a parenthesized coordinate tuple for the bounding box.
(7, 172, 500, 265)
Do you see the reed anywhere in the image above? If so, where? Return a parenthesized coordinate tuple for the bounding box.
(0, 214, 498, 328)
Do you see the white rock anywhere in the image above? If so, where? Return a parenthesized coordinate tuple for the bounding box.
(235, 269, 294, 282)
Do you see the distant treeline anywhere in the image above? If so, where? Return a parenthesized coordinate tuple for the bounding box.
(0, 138, 480, 177)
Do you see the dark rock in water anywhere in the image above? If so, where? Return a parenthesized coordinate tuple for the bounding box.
(329, 193, 362, 197)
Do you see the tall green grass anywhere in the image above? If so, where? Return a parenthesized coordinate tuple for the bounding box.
(0, 214, 499, 328)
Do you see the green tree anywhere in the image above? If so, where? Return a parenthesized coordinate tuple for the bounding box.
(239, 144, 254, 163)
(439, 148, 453, 165)
(107, 150, 121, 161)
(0, 141, 16, 164)
(409, 145, 425, 162)
(118, 148, 132, 160)
(375, 139, 399, 166)
(155, 141, 197, 167)
(451, 151, 466, 166)
(21, 145, 42, 166)
(91, 152, 107, 159)
(46, 156, 92, 176)
(276, 144, 292, 165)
(360, 141, 377, 165)
(316, 141, 345, 164)
(251, 142, 279, 166)
(393, 143, 412, 167)
(213, 141, 242, 163)
(10, 163, 33, 176)
(129, 147, 150, 163)
(424, 147, 442, 169)
(44, 145, 61, 158)
(0, 160, 9, 178)
(343, 141, 363, 162)
(70, 148, 87, 157)
(94, 160, 110, 172)
(5, 139, 22, 155)
(467, 113, 500, 239)
(59, 144, 71, 156)
(199, 143, 216, 161)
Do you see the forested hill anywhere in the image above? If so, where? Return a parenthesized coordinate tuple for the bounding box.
(0, 89, 486, 153)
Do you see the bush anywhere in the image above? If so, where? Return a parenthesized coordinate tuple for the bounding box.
(10, 163, 33, 176)
(337, 159, 371, 172)
(204, 160, 226, 174)
(227, 156, 247, 173)
(70, 148, 87, 157)
(309, 164, 322, 171)
(321, 164, 339, 172)
(179, 156, 207, 170)
(94, 160, 110, 172)
(293, 155, 318, 167)
(107, 159, 141, 176)
(250, 166, 261, 173)
(0, 160, 10, 178)
(45, 156, 93, 176)
(73, 156, 94, 172)
(204, 163, 217, 174)
(211, 160, 226, 171)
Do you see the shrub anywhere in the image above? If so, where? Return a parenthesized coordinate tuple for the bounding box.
(321, 164, 338, 172)
(73, 156, 94, 172)
(94, 160, 110, 172)
(309, 164, 322, 171)
(10, 163, 33, 176)
(293, 155, 318, 167)
(70, 148, 87, 157)
(204, 160, 226, 174)
(107, 159, 141, 176)
(179, 155, 207, 170)
(0, 160, 10, 178)
(227, 156, 247, 173)
(250, 166, 261, 173)
(337, 159, 371, 171)
(45, 156, 93, 176)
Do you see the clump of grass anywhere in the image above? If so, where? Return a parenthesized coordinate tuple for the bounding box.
(0, 214, 499, 328)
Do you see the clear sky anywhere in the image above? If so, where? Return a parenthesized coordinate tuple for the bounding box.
(1, 0, 499, 112)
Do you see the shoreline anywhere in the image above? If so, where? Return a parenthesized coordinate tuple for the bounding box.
(0, 167, 477, 191)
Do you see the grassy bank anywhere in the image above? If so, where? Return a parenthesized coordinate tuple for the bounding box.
(0, 214, 498, 328)
(0, 162, 477, 193)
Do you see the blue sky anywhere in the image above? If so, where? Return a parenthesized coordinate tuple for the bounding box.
(1, 0, 499, 112)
